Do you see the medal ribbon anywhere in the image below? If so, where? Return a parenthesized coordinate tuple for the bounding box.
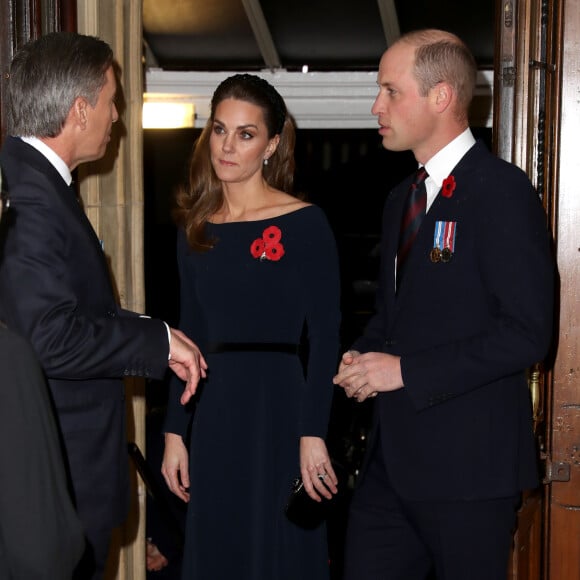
(433, 221, 457, 252)
(443, 221, 456, 253)
(433, 221, 444, 250)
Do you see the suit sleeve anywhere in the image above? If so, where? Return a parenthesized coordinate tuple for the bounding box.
(0, 180, 169, 381)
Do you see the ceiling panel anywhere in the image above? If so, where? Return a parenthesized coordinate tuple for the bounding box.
(143, 0, 262, 70)
(260, 0, 387, 70)
(143, 0, 495, 72)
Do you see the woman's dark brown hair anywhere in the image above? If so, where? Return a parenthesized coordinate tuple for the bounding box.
(174, 74, 296, 251)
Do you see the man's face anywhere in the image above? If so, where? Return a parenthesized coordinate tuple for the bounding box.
(371, 42, 437, 161)
(76, 66, 118, 165)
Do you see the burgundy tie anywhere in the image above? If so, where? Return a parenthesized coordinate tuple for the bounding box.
(397, 167, 428, 281)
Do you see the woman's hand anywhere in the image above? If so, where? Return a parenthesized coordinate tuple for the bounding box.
(299, 436, 338, 502)
(161, 432, 191, 502)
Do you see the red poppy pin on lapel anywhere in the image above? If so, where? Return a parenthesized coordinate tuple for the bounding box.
(441, 175, 455, 198)
(250, 225, 285, 262)
(441, 175, 456, 198)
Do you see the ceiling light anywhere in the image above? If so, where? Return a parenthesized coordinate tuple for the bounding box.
(142, 97, 195, 129)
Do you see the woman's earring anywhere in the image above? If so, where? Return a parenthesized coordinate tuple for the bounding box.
(263, 158, 269, 166)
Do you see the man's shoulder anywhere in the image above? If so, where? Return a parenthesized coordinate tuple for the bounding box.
(1, 138, 48, 185)
(1, 140, 65, 207)
(458, 140, 531, 185)
(1, 135, 31, 162)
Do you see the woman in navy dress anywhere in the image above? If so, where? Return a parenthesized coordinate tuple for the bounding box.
(162, 74, 341, 579)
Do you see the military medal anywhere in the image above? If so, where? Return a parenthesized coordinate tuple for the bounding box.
(430, 247, 441, 263)
(431, 221, 456, 263)
(441, 247, 453, 262)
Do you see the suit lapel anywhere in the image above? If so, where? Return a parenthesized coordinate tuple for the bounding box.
(391, 141, 486, 305)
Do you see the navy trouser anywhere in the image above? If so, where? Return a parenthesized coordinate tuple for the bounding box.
(344, 440, 519, 580)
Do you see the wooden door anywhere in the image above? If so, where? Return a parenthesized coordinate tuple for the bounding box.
(545, 0, 580, 577)
(495, 0, 580, 578)
(494, 0, 553, 578)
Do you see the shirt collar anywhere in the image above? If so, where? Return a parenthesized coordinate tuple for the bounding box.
(20, 136, 73, 186)
(423, 128, 476, 188)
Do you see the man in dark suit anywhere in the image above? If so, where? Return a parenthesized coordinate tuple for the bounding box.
(0, 171, 84, 579)
(0, 32, 207, 580)
(333, 29, 554, 580)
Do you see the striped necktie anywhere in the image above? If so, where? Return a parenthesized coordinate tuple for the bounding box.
(397, 167, 428, 283)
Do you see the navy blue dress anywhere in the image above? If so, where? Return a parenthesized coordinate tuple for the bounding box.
(165, 205, 341, 579)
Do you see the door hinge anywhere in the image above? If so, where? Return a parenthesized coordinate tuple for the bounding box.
(529, 59, 557, 73)
(502, 66, 517, 87)
(543, 458, 571, 483)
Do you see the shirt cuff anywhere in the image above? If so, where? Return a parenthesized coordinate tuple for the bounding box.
(163, 322, 171, 360)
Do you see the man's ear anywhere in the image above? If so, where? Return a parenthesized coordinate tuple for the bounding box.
(432, 82, 454, 113)
(71, 96, 88, 129)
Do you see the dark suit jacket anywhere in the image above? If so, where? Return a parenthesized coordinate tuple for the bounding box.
(354, 140, 554, 501)
(0, 324, 85, 579)
(0, 136, 169, 531)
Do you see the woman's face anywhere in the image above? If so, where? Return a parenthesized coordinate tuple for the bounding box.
(209, 97, 279, 185)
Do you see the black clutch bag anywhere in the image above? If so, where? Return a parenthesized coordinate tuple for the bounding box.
(285, 475, 330, 529)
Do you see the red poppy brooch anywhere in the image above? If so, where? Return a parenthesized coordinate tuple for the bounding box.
(250, 225, 285, 262)
(441, 175, 456, 198)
